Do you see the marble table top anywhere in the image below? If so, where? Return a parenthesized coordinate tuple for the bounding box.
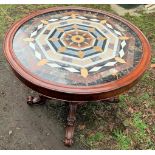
(12, 8, 143, 86)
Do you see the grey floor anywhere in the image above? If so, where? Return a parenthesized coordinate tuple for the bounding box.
(0, 44, 83, 150)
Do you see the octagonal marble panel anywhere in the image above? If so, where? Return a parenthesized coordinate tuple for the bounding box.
(13, 9, 142, 86)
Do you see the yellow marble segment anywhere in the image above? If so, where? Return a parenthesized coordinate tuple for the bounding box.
(57, 28, 64, 33)
(48, 37, 59, 42)
(46, 24, 55, 30)
(99, 49, 114, 61)
(69, 42, 74, 46)
(115, 57, 126, 63)
(71, 13, 78, 19)
(100, 54, 110, 60)
(110, 37, 116, 42)
(46, 50, 64, 60)
(78, 51, 85, 59)
(23, 38, 34, 42)
(38, 34, 47, 44)
(93, 46, 103, 52)
(81, 68, 88, 78)
(97, 36, 107, 41)
(109, 68, 118, 76)
(46, 23, 59, 30)
(58, 47, 66, 52)
(107, 33, 113, 37)
(72, 58, 92, 67)
(82, 33, 87, 37)
(88, 28, 96, 32)
(37, 59, 48, 66)
(119, 36, 129, 40)
(46, 50, 54, 57)
(67, 19, 79, 23)
(99, 54, 107, 60)
(40, 20, 49, 25)
(100, 20, 107, 24)
(72, 24, 79, 29)
(62, 11, 77, 16)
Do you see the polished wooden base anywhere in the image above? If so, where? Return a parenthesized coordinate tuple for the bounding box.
(27, 95, 119, 146)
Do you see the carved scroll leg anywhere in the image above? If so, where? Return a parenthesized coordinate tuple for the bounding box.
(27, 95, 47, 105)
(64, 103, 78, 146)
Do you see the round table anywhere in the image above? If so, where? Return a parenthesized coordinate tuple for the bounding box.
(3, 6, 151, 146)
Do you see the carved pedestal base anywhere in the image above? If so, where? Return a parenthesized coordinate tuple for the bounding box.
(27, 95, 47, 105)
(64, 103, 78, 146)
(26, 95, 119, 147)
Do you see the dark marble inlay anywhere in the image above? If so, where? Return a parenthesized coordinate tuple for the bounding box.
(12, 9, 143, 86)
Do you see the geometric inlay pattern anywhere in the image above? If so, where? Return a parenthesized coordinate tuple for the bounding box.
(13, 9, 142, 86)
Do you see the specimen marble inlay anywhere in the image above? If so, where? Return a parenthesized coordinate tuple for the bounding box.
(13, 9, 142, 86)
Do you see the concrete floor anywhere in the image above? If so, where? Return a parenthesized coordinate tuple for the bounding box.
(0, 44, 83, 150)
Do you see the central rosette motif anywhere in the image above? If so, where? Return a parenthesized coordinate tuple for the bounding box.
(62, 30, 94, 50)
(25, 14, 129, 78)
(71, 35, 85, 43)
